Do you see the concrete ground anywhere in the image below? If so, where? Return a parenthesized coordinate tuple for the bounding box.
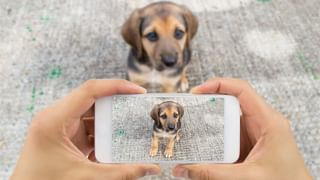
(0, 0, 319, 179)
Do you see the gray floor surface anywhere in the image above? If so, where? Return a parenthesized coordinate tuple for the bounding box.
(0, 0, 319, 179)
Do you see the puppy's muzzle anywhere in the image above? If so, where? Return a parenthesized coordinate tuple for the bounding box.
(161, 54, 177, 67)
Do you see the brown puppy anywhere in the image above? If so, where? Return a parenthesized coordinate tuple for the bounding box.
(150, 101, 184, 158)
(121, 2, 198, 92)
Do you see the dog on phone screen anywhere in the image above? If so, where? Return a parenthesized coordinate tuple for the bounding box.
(121, 2, 198, 92)
(150, 101, 184, 158)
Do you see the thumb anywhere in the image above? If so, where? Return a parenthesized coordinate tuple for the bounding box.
(85, 163, 161, 180)
(172, 163, 261, 180)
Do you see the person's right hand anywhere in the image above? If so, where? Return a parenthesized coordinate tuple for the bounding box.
(173, 78, 312, 180)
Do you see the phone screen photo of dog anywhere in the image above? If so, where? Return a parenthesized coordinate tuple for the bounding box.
(111, 96, 224, 162)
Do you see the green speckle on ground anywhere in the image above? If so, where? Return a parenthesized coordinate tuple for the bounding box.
(31, 87, 36, 99)
(40, 15, 50, 22)
(26, 26, 32, 32)
(28, 87, 37, 112)
(209, 97, 216, 102)
(32, 37, 36, 41)
(297, 52, 308, 66)
(297, 52, 319, 80)
(114, 106, 120, 110)
(28, 87, 44, 112)
(313, 74, 320, 80)
(49, 67, 62, 79)
(257, 0, 271, 3)
(114, 129, 126, 137)
(27, 105, 34, 112)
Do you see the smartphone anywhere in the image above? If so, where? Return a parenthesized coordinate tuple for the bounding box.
(95, 93, 240, 163)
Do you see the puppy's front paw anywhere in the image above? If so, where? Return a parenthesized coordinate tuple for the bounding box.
(179, 78, 189, 92)
(175, 135, 180, 142)
(149, 147, 158, 157)
(164, 148, 173, 158)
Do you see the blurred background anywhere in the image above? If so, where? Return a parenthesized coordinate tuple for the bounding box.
(0, 0, 319, 179)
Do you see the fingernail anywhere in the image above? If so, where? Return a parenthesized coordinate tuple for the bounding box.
(138, 87, 147, 93)
(190, 86, 200, 93)
(129, 84, 147, 93)
(173, 166, 189, 178)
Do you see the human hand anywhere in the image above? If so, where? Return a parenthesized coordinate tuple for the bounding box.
(11, 79, 161, 180)
(172, 78, 312, 180)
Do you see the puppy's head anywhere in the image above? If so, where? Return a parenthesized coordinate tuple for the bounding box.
(150, 101, 184, 132)
(122, 2, 198, 70)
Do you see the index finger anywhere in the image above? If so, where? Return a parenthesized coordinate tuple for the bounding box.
(34, 79, 146, 133)
(56, 79, 145, 118)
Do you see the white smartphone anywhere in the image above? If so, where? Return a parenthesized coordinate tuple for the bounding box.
(95, 93, 240, 163)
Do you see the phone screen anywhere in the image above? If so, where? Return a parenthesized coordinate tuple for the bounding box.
(110, 95, 225, 162)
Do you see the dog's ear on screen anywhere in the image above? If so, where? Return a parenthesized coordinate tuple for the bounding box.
(181, 6, 198, 47)
(177, 104, 184, 118)
(121, 9, 143, 58)
(150, 104, 160, 125)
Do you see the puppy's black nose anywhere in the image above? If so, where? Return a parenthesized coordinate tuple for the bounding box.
(168, 124, 175, 130)
(161, 54, 177, 67)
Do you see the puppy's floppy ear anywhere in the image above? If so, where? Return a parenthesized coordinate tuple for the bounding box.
(181, 6, 198, 47)
(121, 9, 143, 58)
(150, 104, 160, 125)
(177, 104, 184, 118)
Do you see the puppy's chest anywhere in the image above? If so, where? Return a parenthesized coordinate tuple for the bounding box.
(154, 130, 176, 138)
(149, 69, 167, 84)
(144, 67, 178, 84)
(130, 64, 180, 84)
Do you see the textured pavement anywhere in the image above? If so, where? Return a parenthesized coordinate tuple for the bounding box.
(0, 0, 320, 179)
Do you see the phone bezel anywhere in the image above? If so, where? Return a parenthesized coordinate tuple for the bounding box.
(95, 93, 240, 163)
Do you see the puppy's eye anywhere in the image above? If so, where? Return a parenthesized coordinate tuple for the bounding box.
(160, 114, 167, 119)
(146, 32, 158, 42)
(173, 112, 178, 118)
(174, 29, 184, 40)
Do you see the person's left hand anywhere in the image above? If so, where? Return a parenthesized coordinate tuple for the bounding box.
(11, 79, 161, 180)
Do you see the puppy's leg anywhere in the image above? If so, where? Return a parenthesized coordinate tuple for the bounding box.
(178, 69, 189, 92)
(164, 137, 175, 158)
(149, 134, 159, 157)
(162, 84, 177, 92)
(161, 76, 179, 92)
(175, 130, 181, 142)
